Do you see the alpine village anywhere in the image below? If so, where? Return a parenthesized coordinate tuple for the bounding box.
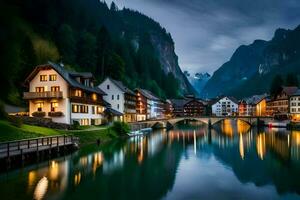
(1, 0, 300, 199)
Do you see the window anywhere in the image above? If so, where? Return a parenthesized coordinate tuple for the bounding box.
(72, 105, 78, 113)
(117, 104, 120, 109)
(51, 86, 60, 92)
(92, 106, 95, 114)
(117, 94, 119, 100)
(92, 93, 97, 101)
(50, 102, 58, 112)
(74, 89, 83, 97)
(49, 74, 57, 81)
(40, 75, 47, 81)
(84, 79, 89, 86)
(112, 95, 114, 100)
(36, 87, 45, 92)
(37, 102, 44, 112)
(107, 85, 110, 90)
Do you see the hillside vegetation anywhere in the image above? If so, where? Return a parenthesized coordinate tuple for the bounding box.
(0, 0, 194, 106)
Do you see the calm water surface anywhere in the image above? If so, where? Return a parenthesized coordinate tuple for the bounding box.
(1, 120, 300, 200)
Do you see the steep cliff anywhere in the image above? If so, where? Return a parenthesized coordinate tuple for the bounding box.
(201, 25, 300, 98)
(0, 0, 195, 103)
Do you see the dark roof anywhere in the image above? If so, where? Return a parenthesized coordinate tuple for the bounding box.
(282, 86, 298, 96)
(290, 89, 300, 97)
(69, 71, 94, 79)
(169, 99, 189, 108)
(211, 96, 238, 105)
(25, 62, 106, 95)
(242, 94, 268, 105)
(136, 88, 160, 101)
(104, 107, 123, 116)
(107, 77, 135, 95)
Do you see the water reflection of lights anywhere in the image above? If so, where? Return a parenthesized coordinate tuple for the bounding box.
(239, 134, 244, 160)
(74, 172, 81, 186)
(49, 161, 59, 180)
(93, 152, 104, 174)
(256, 133, 266, 160)
(33, 177, 48, 200)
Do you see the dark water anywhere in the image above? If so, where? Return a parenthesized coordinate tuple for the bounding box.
(1, 120, 300, 200)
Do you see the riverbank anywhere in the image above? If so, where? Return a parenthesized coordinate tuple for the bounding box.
(0, 120, 119, 145)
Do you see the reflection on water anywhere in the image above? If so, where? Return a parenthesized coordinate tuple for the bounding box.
(0, 120, 300, 200)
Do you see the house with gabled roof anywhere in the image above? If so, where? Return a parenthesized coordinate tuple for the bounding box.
(266, 86, 298, 116)
(98, 77, 137, 122)
(211, 96, 238, 116)
(23, 62, 108, 125)
(135, 88, 164, 121)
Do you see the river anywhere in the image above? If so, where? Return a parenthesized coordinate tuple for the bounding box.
(1, 119, 300, 200)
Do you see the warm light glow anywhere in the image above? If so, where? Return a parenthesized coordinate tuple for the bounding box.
(33, 177, 48, 200)
(221, 119, 234, 136)
(256, 133, 266, 160)
(239, 134, 245, 160)
(93, 152, 104, 174)
(74, 172, 81, 186)
(49, 161, 59, 180)
(92, 93, 97, 101)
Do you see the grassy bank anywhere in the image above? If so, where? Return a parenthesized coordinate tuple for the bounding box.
(0, 120, 118, 145)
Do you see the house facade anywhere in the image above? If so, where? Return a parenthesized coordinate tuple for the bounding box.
(266, 86, 298, 116)
(183, 99, 206, 117)
(98, 77, 137, 123)
(211, 96, 238, 116)
(238, 94, 267, 116)
(23, 62, 107, 125)
(135, 89, 164, 121)
(289, 90, 300, 122)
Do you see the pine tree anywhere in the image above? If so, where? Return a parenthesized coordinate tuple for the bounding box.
(96, 26, 112, 80)
(270, 75, 283, 97)
(286, 73, 298, 87)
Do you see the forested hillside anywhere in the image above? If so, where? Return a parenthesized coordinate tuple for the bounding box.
(0, 0, 194, 105)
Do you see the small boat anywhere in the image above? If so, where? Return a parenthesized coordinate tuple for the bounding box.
(129, 128, 152, 136)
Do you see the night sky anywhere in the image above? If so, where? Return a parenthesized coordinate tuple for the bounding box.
(107, 0, 300, 75)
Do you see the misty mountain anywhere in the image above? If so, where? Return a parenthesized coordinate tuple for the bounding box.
(201, 25, 300, 98)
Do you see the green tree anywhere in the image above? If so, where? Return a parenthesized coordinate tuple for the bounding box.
(106, 53, 125, 81)
(96, 26, 112, 79)
(56, 24, 76, 64)
(77, 31, 97, 72)
(270, 74, 283, 97)
(286, 73, 298, 87)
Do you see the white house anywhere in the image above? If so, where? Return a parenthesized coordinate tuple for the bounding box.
(23, 62, 107, 125)
(289, 89, 300, 122)
(98, 77, 137, 122)
(211, 96, 238, 116)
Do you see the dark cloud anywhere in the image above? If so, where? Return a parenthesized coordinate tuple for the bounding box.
(107, 0, 300, 74)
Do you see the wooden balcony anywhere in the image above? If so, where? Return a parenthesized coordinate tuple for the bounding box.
(23, 91, 63, 100)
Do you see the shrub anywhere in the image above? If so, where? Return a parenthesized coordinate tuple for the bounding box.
(8, 116, 23, 128)
(112, 121, 130, 136)
(48, 111, 63, 117)
(32, 111, 46, 117)
(0, 101, 7, 119)
(71, 120, 80, 130)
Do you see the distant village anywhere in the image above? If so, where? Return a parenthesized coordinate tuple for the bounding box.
(16, 62, 300, 126)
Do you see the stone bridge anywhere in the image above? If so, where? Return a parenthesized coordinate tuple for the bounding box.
(129, 116, 273, 131)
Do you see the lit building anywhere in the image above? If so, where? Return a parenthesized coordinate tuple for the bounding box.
(266, 86, 298, 116)
(170, 98, 207, 117)
(211, 96, 238, 116)
(135, 88, 164, 121)
(289, 89, 300, 122)
(23, 62, 107, 125)
(98, 77, 137, 122)
(238, 94, 267, 116)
